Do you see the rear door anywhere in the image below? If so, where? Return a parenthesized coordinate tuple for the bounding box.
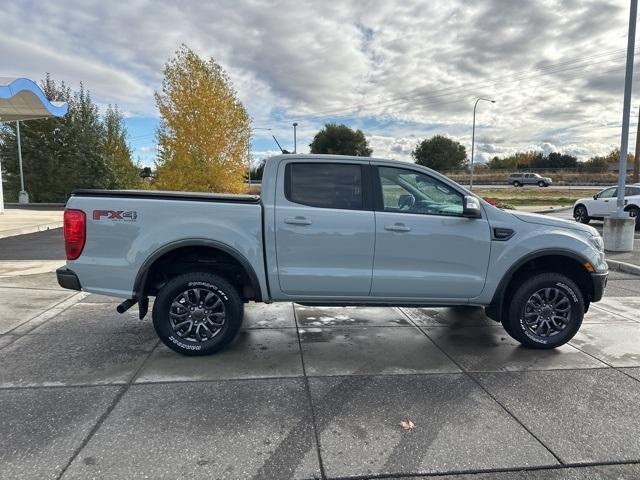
(370, 165, 491, 299)
(274, 161, 375, 296)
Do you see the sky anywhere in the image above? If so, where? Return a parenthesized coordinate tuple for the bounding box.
(1, 0, 639, 167)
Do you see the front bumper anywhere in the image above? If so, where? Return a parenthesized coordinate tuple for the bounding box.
(56, 267, 82, 291)
(590, 271, 608, 303)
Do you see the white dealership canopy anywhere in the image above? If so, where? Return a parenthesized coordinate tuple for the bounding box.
(0, 77, 68, 211)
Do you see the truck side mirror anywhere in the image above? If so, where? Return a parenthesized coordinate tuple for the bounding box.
(463, 196, 482, 218)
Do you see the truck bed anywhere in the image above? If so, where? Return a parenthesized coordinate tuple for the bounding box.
(72, 189, 261, 204)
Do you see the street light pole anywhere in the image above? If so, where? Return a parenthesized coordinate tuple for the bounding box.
(292, 122, 298, 154)
(616, 0, 637, 214)
(604, 0, 637, 252)
(469, 97, 495, 190)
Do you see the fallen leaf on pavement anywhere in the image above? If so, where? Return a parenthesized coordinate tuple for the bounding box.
(399, 419, 415, 430)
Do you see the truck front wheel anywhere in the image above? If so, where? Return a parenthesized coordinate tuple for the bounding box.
(152, 272, 243, 356)
(503, 272, 584, 349)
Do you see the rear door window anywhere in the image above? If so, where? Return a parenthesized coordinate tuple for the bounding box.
(285, 163, 363, 210)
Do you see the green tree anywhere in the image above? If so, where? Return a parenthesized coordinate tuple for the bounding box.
(154, 44, 251, 193)
(250, 160, 266, 181)
(309, 123, 372, 156)
(103, 105, 140, 188)
(412, 135, 467, 171)
(580, 155, 609, 173)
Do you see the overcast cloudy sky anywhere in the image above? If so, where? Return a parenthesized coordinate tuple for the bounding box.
(2, 0, 638, 166)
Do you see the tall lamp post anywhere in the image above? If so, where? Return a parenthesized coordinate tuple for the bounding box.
(469, 97, 495, 190)
(605, 0, 637, 252)
(292, 122, 298, 154)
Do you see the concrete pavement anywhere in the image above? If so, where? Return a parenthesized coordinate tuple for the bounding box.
(0, 208, 62, 239)
(1, 230, 640, 479)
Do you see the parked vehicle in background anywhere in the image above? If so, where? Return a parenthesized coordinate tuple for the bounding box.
(573, 184, 640, 230)
(57, 155, 607, 356)
(509, 172, 553, 187)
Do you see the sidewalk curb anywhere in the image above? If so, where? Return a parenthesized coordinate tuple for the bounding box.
(531, 206, 573, 214)
(0, 222, 62, 239)
(607, 259, 640, 277)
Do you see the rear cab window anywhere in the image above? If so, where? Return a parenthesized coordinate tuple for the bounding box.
(284, 163, 364, 210)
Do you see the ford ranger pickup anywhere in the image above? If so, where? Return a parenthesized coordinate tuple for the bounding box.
(57, 154, 608, 355)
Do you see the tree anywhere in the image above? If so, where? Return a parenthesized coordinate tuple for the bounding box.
(154, 44, 250, 193)
(530, 151, 577, 169)
(580, 155, 609, 173)
(103, 105, 140, 189)
(250, 160, 266, 181)
(412, 135, 467, 171)
(309, 123, 372, 156)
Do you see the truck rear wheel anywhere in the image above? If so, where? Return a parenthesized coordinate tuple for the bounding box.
(502, 272, 584, 349)
(152, 272, 243, 356)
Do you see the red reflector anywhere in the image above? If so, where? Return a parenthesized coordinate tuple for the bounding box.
(63, 209, 86, 260)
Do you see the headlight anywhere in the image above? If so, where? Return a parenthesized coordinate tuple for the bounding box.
(589, 234, 604, 252)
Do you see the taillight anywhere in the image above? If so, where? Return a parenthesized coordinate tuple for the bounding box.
(63, 209, 86, 260)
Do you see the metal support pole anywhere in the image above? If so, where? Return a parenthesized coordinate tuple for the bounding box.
(0, 156, 4, 213)
(470, 104, 477, 190)
(16, 121, 29, 203)
(634, 105, 640, 183)
(616, 0, 637, 215)
(469, 98, 495, 190)
(293, 122, 298, 154)
(247, 142, 252, 187)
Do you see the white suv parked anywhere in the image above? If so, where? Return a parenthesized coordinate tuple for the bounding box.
(573, 184, 640, 230)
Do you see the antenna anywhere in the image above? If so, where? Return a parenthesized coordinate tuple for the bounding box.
(272, 135, 290, 154)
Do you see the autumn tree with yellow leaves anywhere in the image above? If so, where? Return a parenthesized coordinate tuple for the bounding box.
(154, 45, 251, 193)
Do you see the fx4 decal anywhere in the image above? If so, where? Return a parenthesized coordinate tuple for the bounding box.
(92, 210, 138, 222)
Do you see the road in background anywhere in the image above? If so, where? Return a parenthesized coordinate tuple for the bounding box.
(473, 184, 606, 190)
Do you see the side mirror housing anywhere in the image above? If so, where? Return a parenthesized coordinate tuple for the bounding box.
(593, 194, 598, 200)
(463, 196, 482, 218)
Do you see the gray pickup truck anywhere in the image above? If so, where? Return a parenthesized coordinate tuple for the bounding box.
(57, 154, 607, 355)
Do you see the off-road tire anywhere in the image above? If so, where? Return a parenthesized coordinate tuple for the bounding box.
(502, 272, 584, 349)
(152, 272, 243, 356)
(513, 181, 521, 187)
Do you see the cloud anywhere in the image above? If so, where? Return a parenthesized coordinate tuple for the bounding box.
(1, 0, 636, 162)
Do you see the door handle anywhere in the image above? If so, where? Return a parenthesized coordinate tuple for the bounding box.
(284, 216, 312, 226)
(384, 223, 411, 232)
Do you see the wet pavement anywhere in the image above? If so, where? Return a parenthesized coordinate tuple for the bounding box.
(1, 230, 640, 479)
(0, 269, 639, 479)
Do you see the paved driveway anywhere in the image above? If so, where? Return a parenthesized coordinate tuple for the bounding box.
(1, 231, 640, 479)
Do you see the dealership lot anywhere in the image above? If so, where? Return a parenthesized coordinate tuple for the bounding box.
(1, 230, 640, 479)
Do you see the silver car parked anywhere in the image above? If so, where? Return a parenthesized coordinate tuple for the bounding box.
(509, 172, 553, 187)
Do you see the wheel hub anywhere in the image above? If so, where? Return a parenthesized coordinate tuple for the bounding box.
(168, 287, 226, 342)
(523, 287, 573, 338)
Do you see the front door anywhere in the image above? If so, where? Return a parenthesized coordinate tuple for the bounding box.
(591, 187, 617, 216)
(371, 166, 491, 299)
(274, 161, 375, 296)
